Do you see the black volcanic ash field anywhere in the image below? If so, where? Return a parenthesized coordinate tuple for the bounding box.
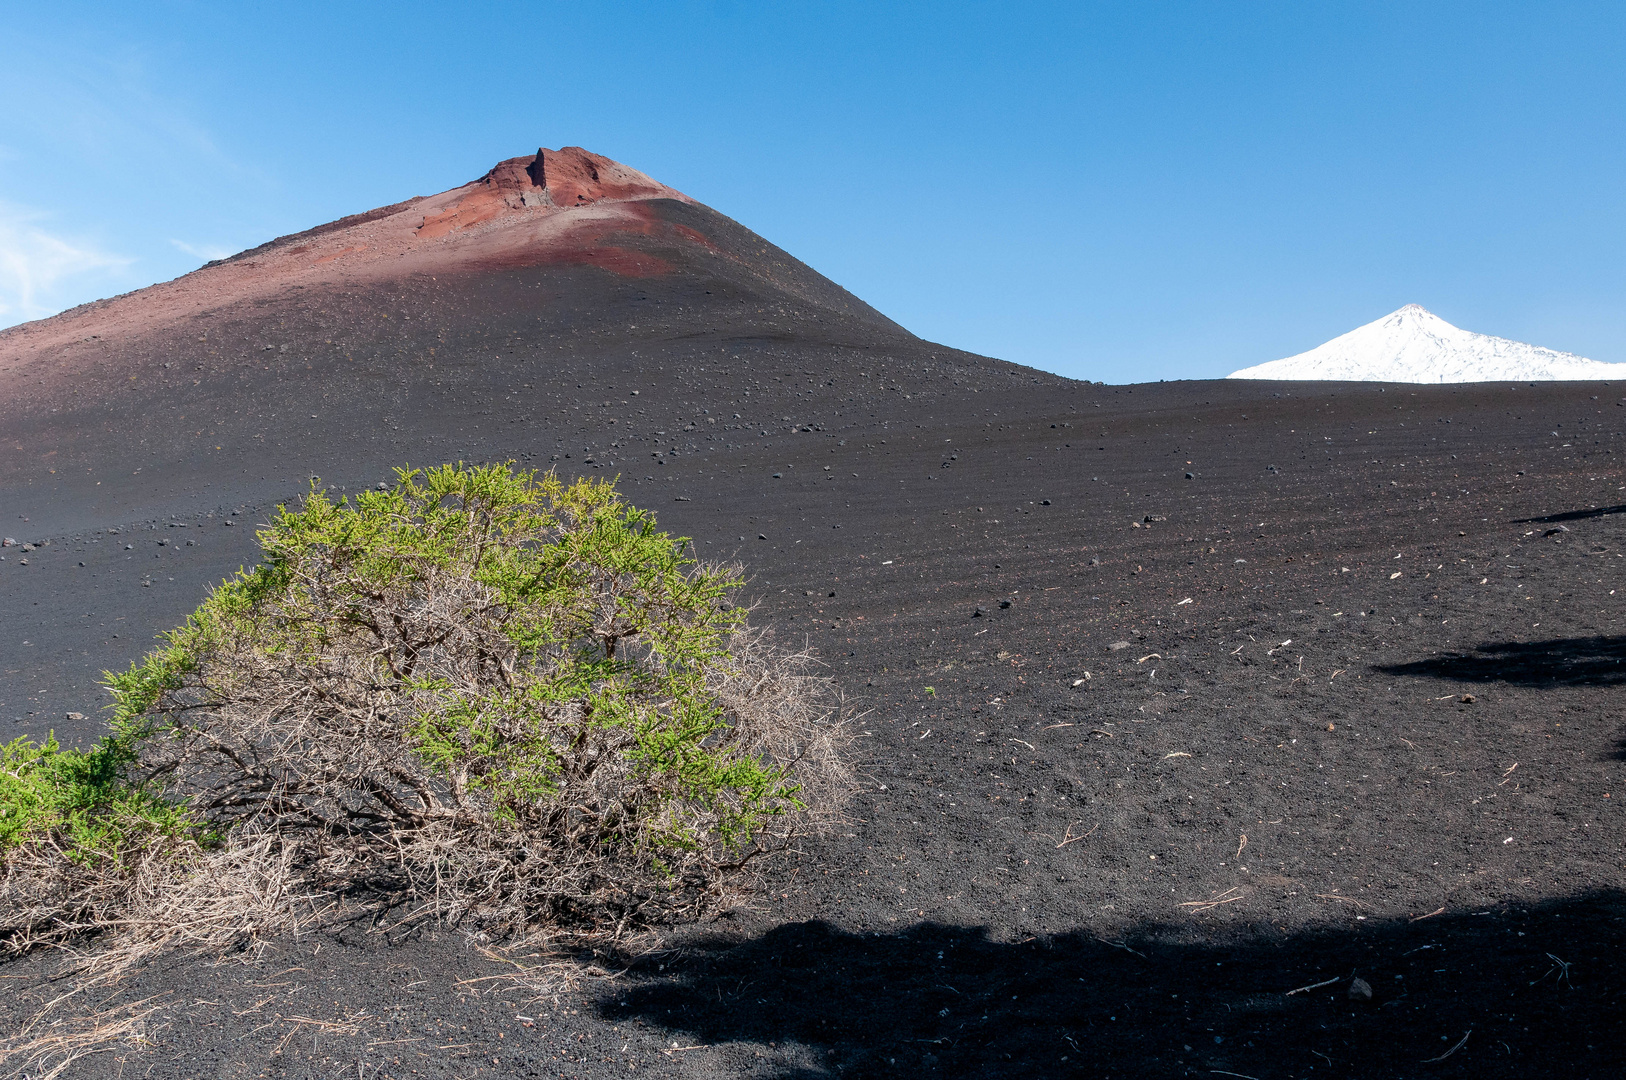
(2, 220, 1624, 1077)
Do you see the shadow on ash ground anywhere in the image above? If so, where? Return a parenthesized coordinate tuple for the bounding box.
(607, 892, 1626, 1078)
(2, 892, 1620, 1079)
(4, 254, 1626, 1077)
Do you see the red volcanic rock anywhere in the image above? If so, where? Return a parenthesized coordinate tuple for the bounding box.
(530, 146, 671, 205)
(475, 146, 668, 203)
(418, 147, 678, 239)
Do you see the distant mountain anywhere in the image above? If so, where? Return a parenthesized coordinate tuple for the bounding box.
(1228, 304, 1626, 383)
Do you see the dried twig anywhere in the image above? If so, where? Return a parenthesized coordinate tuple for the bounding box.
(1053, 822, 1098, 849)
(456, 940, 618, 996)
(1420, 1029, 1471, 1063)
(1284, 976, 1341, 996)
(1179, 887, 1244, 912)
(1315, 893, 1375, 912)
(1531, 953, 1572, 989)
(6, 620, 853, 952)
(278, 1012, 370, 1036)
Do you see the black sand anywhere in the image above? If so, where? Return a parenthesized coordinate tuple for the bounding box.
(2, 195, 1623, 1078)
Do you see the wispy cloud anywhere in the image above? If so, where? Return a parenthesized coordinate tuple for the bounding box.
(0, 33, 266, 330)
(169, 238, 234, 263)
(0, 206, 132, 325)
(0, 37, 264, 192)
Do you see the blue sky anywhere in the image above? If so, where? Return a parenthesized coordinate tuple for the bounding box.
(1, 2, 1622, 382)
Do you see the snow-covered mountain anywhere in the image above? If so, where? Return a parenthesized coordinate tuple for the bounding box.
(1228, 304, 1626, 383)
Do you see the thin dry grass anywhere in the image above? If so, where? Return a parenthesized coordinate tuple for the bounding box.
(0, 995, 168, 1080)
(2, 832, 335, 979)
(456, 935, 624, 1000)
(0, 833, 336, 1077)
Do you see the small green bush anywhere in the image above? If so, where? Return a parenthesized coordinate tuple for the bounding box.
(0, 730, 209, 950)
(0, 732, 192, 862)
(1, 463, 850, 945)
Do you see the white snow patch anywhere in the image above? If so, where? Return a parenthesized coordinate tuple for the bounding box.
(1229, 305, 1626, 383)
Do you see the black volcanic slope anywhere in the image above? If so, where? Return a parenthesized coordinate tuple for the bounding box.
(2, 164, 1625, 1078)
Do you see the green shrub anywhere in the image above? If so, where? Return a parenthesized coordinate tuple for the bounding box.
(0, 732, 193, 862)
(0, 730, 210, 950)
(26, 463, 850, 939)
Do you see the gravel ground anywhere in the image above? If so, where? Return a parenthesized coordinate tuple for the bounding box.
(2, 197, 1622, 1078)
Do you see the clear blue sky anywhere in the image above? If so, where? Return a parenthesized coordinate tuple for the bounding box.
(1, 2, 1622, 382)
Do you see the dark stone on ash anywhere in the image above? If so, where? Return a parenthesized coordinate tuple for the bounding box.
(999, 599, 1011, 609)
(7, 138, 1625, 1073)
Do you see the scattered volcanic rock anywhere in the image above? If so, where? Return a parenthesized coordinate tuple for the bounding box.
(1228, 303, 1626, 383)
(2, 145, 1624, 1079)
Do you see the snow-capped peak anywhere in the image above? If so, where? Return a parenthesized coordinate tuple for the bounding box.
(1228, 305, 1625, 383)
